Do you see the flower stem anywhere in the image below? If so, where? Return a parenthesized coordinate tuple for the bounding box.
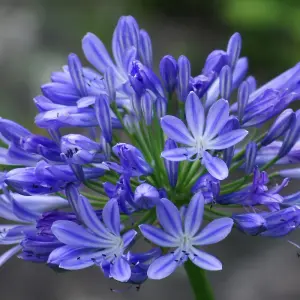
(184, 260, 214, 300)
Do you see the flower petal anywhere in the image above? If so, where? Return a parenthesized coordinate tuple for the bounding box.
(204, 99, 229, 140)
(52, 220, 101, 248)
(157, 198, 183, 237)
(11, 198, 40, 223)
(185, 92, 205, 138)
(161, 147, 197, 161)
(139, 224, 179, 247)
(184, 192, 205, 237)
(160, 116, 195, 146)
(208, 129, 248, 150)
(111, 257, 131, 282)
(68, 53, 87, 96)
(48, 245, 93, 264)
(202, 151, 229, 180)
(11, 193, 68, 213)
(59, 259, 94, 270)
(76, 195, 110, 238)
(189, 247, 222, 271)
(122, 229, 137, 248)
(82, 32, 114, 74)
(0, 245, 21, 267)
(147, 253, 178, 280)
(102, 199, 120, 236)
(192, 218, 233, 245)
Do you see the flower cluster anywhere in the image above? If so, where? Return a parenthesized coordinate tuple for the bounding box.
(1, 15, 300, 290)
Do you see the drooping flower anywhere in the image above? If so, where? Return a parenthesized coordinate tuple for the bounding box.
(139, 193, 233, 279)
(218, 167, 289, 209)
(161, 91, 248, 180)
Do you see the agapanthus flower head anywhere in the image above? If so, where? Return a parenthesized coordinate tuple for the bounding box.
(2, 13, 300, 295)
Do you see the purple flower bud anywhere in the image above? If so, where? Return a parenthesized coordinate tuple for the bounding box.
(112, 143, 153, 177)
(177, 55, 191, 101)
(129, 61, 164, 97)
(233, 213, 266, 235)
(246, 76, 257, 93)
(191, 174, 220, 204)
(60, 134, 101, 165)
(41, 82, 79, 106)
(245, 142, 258, 174)
(20, 234, 63, 264)
(203, 50, 228, 76)
(279, 111, 300, 158)
(262, 206, 300, 237)
(227, 32, 242, 67)
(262, 109, 296, 146)
(242, 89, 295, 127)
(104, 67, 116, 103)
(155, 96, 167, 118)
(223, 146, 235, 168)
(237, 81, 249, 121)
(139, 29, 153, 69)
(191, 73, 216, 99)
(68, 53, 87, 97)
(113, 16, 140, 67)
(141, 91, 154, 126)
(95, 95, 112, 143)
(163, 139, 179, 187)
(0, 118, 31, 145)
(35, 106, 97, 129)
(134, 183, 160, 209)
(159, 55, 178, 93)
(219, 65, 232, 100)
(20, 135, 60, 160)
(5, 167, 52, 195)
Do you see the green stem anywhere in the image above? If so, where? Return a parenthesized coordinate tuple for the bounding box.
(184, 260, 214, 300)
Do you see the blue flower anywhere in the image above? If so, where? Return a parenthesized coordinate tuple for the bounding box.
(60, 134, 102, 165)
(233, 213, 266, 235)
(255, 141, 300, 165)
(103, 175, 135, 214)
(261, 206, 300, 237)
(134, 183, 160, 209)
(5, 160, 107, 195)
(218, 167, 289, 209)
(139, 193, 233, 279)
(105, 143, 153, 178)
(49, 196, 137, 282)
(0, 191, 67, 266)
(191, 174, 220, 204)
(161, 91, 248, 180)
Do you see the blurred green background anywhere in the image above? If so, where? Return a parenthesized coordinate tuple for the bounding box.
(1, 0, 300, 299)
